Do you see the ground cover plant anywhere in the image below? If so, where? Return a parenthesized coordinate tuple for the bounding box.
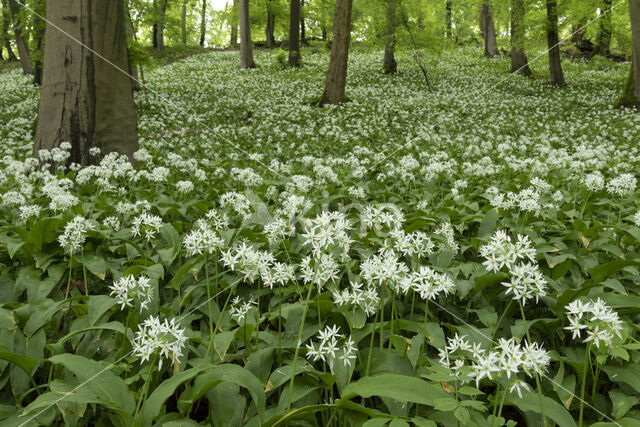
(2, 45, 640, 426)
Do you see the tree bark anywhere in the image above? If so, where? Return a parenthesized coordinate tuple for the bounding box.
(616, 0, 640, 108)
(289, 0, 300, 66)
(595, 0, 612, 57)
(155, 0, 167, 50)
(265, 0, 275, 48)
(482, 2, 498, 57)
(300, 0, 307, 46)
(200, 0, 206, 46)
(230, 0, 238, 48)
(320, 0, 352, 105)
(32, 0, 45, 84)
(510, 0, 532, 76)
(546, 0, 565, 87)
(182, 1, 187, 45)
(1, 0, 16, 61)
(382, 0, 396, 74)
(34, 0, 138, 165)
(445, 0, 452, 39)
(238, 0, 254, 68)
(124, 0, 140, 91)
(8, 0, 32, 74)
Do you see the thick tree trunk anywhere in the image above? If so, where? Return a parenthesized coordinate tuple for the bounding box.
(200, 0, 206, 46)
(482, 2, 498, 57)
(382, 0, 396, 74)
(445, 0, 452, 39)
(34, 0, 138, 164)
(32, 0, 45, 84)
(289, 0, 300, 66)
(155, 0, 167, 50)
(546, 0, 565, 87)
(8, 0, 32, 74)
(1, 0, 16, 61)
(182, 1, 187, 45)
(510, 0, 532, 76)
(595, 0, 612, 57)
(230, 0, 238, 48)
(265, 0, 275, 48)
(239, 0, 254, 68)
(320, 0, 352, 105)
(616, 0, 640, 108)
(300, 0, 307, 46)
(124, 0, 140, 91)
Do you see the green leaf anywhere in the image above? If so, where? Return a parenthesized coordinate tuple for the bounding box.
(138, 367, 202, 426)
(609, 390, 639, 420)
(505, 390, 577, 427)
(214, 330, 236, 362)
(602, 364, 640, 394)
(82, 253, 106, 280)
(0, 345, 37, 377)
(177, 364, 265, 421)
(454, 406, 470, 424)
(339, 374, 448, 407)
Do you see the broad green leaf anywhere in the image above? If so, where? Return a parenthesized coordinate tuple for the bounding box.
(340, 374, 448, 407)
(0, 345, 37, 377)
(505, 390, 576, 427)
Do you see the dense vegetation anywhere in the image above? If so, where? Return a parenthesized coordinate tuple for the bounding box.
(1, 45, 640, 426)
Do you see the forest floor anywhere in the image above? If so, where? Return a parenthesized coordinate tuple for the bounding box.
(1, 48, 640, 426)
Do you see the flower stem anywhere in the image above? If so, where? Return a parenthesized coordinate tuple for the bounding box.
(519, 302, 546, 427)
(204, 253, 214, 363)
(579, 344, 591, 427)
(287, 285, 314, 411)
(134, 354, 157, 421)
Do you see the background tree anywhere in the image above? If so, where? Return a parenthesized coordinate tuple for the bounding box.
(7, 0, 32, 74)
(239, 0, 254, 68)
(510, 0, 532, 76)
(320, 0, 352, 105)
(446, 0, 452, 39)
(1, 0, 17, 61)
(546, 0, 565, 87)
(616, 0, 640, 107)
(199, 0, 206, 46)
(230, 0, 238, 48)
(383, 0, 397, 74)
(595, 0, 612, 57)
(481, 1, 498, 57)
(181, 0, 188, 44)
(34, 0, 138, 164)
(289, 0, 301, 65)
(266, 0, 275, 48)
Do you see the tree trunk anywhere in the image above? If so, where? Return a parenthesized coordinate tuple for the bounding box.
(230, 0, 238, 48)
(265, 0, 275, 48)
(445, 0, 452, 39)
(300, 0, 307, 46)
(320, 0, 352, 105)
(289, 0, 300, 66)
(8, 0, 32, 74)
(510, 0, 532, 76)
(239, 0, 254, 68)
(124, 0, 140, 91)
(182, 1, 187, 45)
(546, 0, 565, 87)
(595, 0, 612, 57)
(155, 0, 167, 50)
(382, 0, 396, 74)
(32, 0, 45, 84)
(1, 0, 16, 61)
(34, 0, 138, 165)
(482, 2, 498, 57)
(200, 0, 206, 46)
(616, 0, 640, 108)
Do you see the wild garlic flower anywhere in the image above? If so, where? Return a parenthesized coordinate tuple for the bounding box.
(175, 180, 194, 194)
(220, 192, 251, 220)
(564, 298, 624, 349)
(299, 253, 340, 288)
(584, 171, 605, 192)
(606, 173, 636, 196)
(261, 262, 296, 288)
(204, 208, 230, 230)
(480, 230, 537, 273)
(132, 316, 187, 370)
(388, 229, 435, 258)
(359, 251, 409, 290)
(183, 224, 224, 256)
(229, 297, 257, 323)
(58, 215, 93, 255)
(434, 222, 460, 252)
(131, 212, 162, 241)
(301, 211, 353, 257)
(264, 217, 294, 243)
(19, 204, 41, 220)
(221, 242, 275, 283)
(362, 205, 405, 230)
(2, 191, 25, 206)
(305, 325, 357, 371)
(103, 216, 121, 232)
(332, 281, 380, 316)
(633, 211, 640, 227)
(402, 266, 456, 300)
(109, 275, 153, 313)
(501, 262, 547, 305)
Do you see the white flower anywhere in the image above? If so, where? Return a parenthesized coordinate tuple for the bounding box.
(131, 212, 162, 241)
(509, 380, 530, 398)
(58, 215, 93, 255)
(109, 275, 153, 313)
(132, 316, 187, 369)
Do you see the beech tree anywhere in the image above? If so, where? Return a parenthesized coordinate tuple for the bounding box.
(595, 0, 612, 57)
(510, 0, 532, 76)
(230, 0, 238, 48)
(1, 0, 17, 61)
(34, 0, 138, 164)
(616, 0, 640, 108)
(383, 0, 397, 74)
(289, 0, 301, 66)
(153, 0, 168, 50)
(266, 0, 275, 48)
(481, 1, 498, 57)
(320, 0, 352, 105)
(7, 0, 32, 75)
(239, 0, 255, 68)
(445, 0, 452, 39)
(200, 0, 206, 46)
(546, 0, 565, 87)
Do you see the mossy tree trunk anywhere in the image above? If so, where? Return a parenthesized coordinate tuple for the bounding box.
(239, 0, 254, 68)
(482, 1, 498, 57)
(382, 0, 397, 74)
(34, 0, 138, 165)
(289, 0, 300, 66)
(200, 0, 206, 46)
(1, 0, 17, 61)
(8, 0, 32, 75)
(546, 0, 565, 87)
(154, 0, 167, 50)
(265, 0, 275, 48)
(320, 0, 352, 105)
(230, 0, 238, 48)
(32, 0, 45, 85)
(445, 0, 452, 39)
(616, 0, 640, 108)
(510, 0, 532, 76)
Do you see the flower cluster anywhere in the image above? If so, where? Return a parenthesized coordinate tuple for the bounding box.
(229, 296, 257, 323)
(401, 265, 456, 299)
(564, 298, 624, 349)
(58, 215, 93, 255)
(109, 275, 153, 313)
(332, 281, 380, 316)
(132, 316, 187, 369)
(301, 211, 353, 257)
(131, 212, 163, 241)
(183, 223, 225, 256)
(305, 325, 357, 370)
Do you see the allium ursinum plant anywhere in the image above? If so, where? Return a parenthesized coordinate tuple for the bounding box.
(332, 281, 379, 317)
(305, 325, 357, 372)
(132, 316, 187, 370)
(301, 211, 353, 258)
(131, 212, 163, 242)
(58, 215, 93, 256)
(109, 275, 153, 313)
(229, 296, 257, 324)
